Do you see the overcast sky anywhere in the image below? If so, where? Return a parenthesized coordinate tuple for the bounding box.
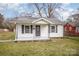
(0, 3, 79, 20)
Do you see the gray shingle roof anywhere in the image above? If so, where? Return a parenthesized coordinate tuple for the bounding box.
(67, 22, 79, 27)
(15, 17, 63, 25)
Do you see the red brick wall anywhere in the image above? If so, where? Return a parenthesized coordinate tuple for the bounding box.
(64, 24, 79, 36)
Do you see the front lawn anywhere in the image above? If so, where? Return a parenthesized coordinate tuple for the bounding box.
(0, 38, 79, 56)
(0, 32, 79, 56)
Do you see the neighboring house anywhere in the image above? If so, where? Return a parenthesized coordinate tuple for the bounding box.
(0, 29, 9, 32)
(15, 17, 64, 41)
(64, 22, 79, 36)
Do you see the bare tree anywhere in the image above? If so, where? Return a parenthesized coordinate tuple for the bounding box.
(67, 14, 79, 23)
(67, 8, 79, 23)
(32, 3, 61, 18)
(0, 13, 4, 24)
(34, 3, 43, 17)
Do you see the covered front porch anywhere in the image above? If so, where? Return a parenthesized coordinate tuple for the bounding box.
(33, 24, 49, 39)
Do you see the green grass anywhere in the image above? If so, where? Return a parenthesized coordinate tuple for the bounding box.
(0, 32, 79, 56)
(0, 32, 15, 40)
(0, 39, 79, 56)
(67, 36, 79, 41)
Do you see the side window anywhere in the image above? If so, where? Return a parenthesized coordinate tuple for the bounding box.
(25, 26, 29, 33)
(22, 25, 24, 34)
(78, 27, 79, 32)
(51, 26, 55, 32)
(76, 27, 79, 32)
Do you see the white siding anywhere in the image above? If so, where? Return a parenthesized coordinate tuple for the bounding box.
(16, 24, 64, 41)
(16, 24, 49, 40)
(49, 25, 63, 37)
(16, 24, 33, 40)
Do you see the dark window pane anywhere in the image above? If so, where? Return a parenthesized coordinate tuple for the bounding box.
(22, 25, 24, 34)
(51, 26, 55, 32)
(36, 25, 40, 36)
(25, 26, 29, 33)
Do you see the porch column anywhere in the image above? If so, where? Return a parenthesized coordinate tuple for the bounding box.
(33, 25, 35, 39)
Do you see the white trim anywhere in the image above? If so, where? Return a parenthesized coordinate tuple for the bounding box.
(32, 18, 52, 24)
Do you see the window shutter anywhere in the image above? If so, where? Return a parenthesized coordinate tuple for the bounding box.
(31, 25, 32, 33)
(56, 25, 57, 33)
(48, 24, 50, 33)
(22, 25, 24, 34)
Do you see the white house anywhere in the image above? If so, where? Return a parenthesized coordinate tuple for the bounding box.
(15, 17, 64, 41)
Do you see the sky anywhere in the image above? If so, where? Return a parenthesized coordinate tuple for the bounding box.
(0, 3, 79, 20)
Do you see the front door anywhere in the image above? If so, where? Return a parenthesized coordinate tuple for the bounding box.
(36, 25, 40, 36)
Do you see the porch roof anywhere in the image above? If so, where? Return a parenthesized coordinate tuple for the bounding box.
(15, 17, 64, 25)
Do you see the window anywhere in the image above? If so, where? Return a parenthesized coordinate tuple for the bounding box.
(21, 25, 33, 34)
(25, 26, 29, 33)
(51, 26, 55, 32)
(76, 27, 79, 32)
(22, 25, 24, 33)
(50, 25, 57, 33)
